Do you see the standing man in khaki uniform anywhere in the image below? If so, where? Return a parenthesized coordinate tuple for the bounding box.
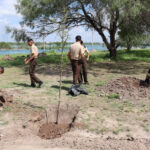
(25, 39, 43, 88)
(80, 40, 90, 84)
(68, 36, 84, 85)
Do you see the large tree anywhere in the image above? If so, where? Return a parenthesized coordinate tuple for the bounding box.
(118, 19, 150, 51)
(118, 1, 150, 51)
(11, 0, 144, 57)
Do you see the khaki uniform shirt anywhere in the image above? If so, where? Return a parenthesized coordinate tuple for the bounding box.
(31, 44, 38, 58)
(69, 42, 84, 60)
(81, 46, 89, 56)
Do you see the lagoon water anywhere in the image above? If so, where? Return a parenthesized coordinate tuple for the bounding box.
(0, 45, 107, 55)
(1, 44, 149, 55)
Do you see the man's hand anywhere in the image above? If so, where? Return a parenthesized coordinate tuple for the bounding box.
(24, 58, 30, 65)
(87, 57, 89, 61)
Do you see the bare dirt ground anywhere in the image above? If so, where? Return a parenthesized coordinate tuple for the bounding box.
(96, 76, 150, 100)
(1, 61, 150, 150)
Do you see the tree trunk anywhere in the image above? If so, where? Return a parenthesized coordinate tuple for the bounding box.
(109, 47, 117, 58)
(96, 29, 117, 58)
(127, 45, 131, 51)
(99, 30, 117, 58)
(80, 2, 119, 58)
(127, 41, 131, 51)
(109, 28, 117, 58)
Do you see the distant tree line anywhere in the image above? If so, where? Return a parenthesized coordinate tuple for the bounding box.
(0, 42, 11, 49)
(0, 41, 103, 50)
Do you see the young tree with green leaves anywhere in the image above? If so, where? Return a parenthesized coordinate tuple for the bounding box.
(56, 12, 69, 124)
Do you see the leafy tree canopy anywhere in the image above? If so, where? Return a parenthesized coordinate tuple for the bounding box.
(8, 0, 147, 57)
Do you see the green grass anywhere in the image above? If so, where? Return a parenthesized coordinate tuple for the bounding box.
(1, 49, 150, 67)
(113, 128, 124, 135)
(96, 81, 107, 86)
(107, 94, 120, 99)
(2, 106, 12, 113)
(92, 49, 150, 62)
(0, 121, 9, 125)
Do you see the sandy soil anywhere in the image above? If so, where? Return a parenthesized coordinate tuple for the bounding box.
(0, 62, 150, 149)
(1, 126, 150, 150)
(0, 120, 150, 150)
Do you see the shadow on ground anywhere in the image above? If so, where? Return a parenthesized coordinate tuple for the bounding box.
(23, 64, 73, 77)
(90, 61, 150, 75)
(51, 85, 70, 92)
(3, 54, 150, 76)
(35, 61, 150, 76)
(61, 80, 73, 84)
(13, 82, 31, 88)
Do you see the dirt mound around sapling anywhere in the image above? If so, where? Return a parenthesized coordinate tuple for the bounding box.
(37, 104, 80, 139)
(97, 77, 150, 100)
(38, 123, 70, 139)
(0, 90, 13, 107)
(2, 55, 14, 61)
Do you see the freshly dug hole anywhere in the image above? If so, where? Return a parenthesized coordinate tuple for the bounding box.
(37, 104, 80, 139)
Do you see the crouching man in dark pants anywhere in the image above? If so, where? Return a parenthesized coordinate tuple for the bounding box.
(144, 69, 150, 86)
(25, 39, 43, 88)
(68, 35, 84, 85)
(0, 66, 4, 74)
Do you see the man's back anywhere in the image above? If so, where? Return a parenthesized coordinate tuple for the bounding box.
(70, 42, 83, 60)
(31, 44, 38, 58)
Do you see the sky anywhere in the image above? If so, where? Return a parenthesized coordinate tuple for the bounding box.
(0, 0, 103, 43)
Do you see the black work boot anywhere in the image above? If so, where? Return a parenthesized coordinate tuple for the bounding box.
(31, 83, 36, 88)
(38, 81, 43, 88)
(84, 82, 89, 85)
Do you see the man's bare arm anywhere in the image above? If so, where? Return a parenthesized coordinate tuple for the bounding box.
(81, 54, 84, 59)
(67, 51, 71, 61)
(80, 46, 85, 60)
(86, 50, 90, 61)
(25, 54, 36, 64)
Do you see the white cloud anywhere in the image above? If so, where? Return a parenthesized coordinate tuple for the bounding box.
(0, 0, 21, 42)
(0, 18, 9, 25)
(0, 0, 21, 17)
